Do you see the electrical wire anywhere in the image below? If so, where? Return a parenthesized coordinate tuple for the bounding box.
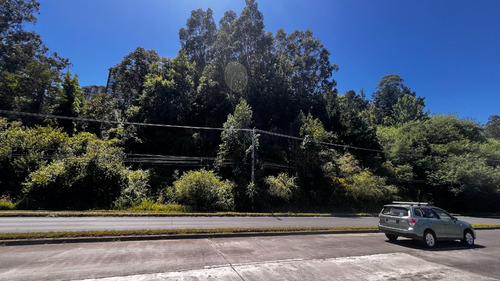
(1, 109, 499, 163)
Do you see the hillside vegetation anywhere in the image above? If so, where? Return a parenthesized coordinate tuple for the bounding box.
(1, 0, 499, 212)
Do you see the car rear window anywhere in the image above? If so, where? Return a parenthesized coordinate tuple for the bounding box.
(382, 207, 409, 217)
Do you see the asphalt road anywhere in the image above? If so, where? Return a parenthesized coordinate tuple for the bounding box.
(0, 229, 499, 280)
(1, 216, 499, 233)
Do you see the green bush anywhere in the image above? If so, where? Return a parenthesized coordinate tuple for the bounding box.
(265, 173, 299, 203)
(19, 133, 127, 210)
(344, 170, 398, 209)
(0, 196, 15, 210)
(114, 170, 150, 209)
(173, 169, 235, 211)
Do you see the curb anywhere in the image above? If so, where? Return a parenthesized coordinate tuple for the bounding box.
(0, 229, 380, 246)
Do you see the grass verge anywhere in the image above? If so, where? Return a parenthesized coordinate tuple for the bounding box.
(0, 226, 378, 241)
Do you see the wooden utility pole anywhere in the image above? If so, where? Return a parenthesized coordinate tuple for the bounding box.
(251, 128, 255, 184)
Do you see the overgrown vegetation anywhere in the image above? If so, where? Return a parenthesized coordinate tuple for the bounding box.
(0, 0, 499, 212)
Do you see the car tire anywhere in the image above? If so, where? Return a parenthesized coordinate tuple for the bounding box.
(462, 230, 474, 247)
(385, 234, 398, 241)
(423, 230, 436, 248)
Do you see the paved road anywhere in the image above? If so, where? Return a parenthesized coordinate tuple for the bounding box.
(1, 229, 499, 280)
(1, 216, 499, 233)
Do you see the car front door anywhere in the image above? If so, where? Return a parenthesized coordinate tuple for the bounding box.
(432, 208, 462, 239)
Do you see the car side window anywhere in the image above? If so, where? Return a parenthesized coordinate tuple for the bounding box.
(414, 208, 424, 217)
(423, 208, 437, 219)
(432, 208, 453, 221)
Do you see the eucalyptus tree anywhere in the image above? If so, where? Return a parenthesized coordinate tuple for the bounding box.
(179, 8, 217, 75)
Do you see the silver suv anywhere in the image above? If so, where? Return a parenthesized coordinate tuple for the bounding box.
(378, 202, 476, 247)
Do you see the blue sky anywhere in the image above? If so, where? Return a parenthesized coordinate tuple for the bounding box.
(31, 0, 500, 124)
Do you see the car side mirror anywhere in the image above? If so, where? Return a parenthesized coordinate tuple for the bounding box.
(452, 217, 458, 222)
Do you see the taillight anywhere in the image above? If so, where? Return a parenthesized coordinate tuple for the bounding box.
(408, 218, 418, 226)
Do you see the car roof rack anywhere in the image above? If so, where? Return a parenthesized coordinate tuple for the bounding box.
(392, 201, 429, 206)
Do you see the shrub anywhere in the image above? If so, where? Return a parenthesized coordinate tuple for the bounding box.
(0, 196, 15, 210)
(344, 170, 398, 209)
(114, 170, 150, 209)
(173, 169, 235, 211)
(19, 133, 127, 210)
(265, 173, 299, 203)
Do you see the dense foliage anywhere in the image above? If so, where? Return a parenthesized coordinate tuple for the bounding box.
(0, 0, 498, 212)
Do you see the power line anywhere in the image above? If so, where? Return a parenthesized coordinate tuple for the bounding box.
(1, 109, 499, 163)
(0, 109, 381, 152)
(0, 109, 233, 132)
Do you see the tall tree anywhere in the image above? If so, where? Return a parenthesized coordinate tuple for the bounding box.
(372, 74, 423, 125)
(216, 99, 254, 179)
(332, 91, 381, 167)
(109, 47, 160, 111)
(179, 8, 217, 75)
(216, 99, 256, 209)
(138, 52, 195, 125)
(485, 115, 500, 140)
(0, 0, 69, 114)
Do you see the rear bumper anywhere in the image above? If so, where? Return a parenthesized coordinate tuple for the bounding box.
(378, 224, 422, 239)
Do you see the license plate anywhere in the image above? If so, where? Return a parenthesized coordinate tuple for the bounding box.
(387, 219, 397, 223)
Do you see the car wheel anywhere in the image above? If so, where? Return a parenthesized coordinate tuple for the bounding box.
(423, 230, 436, 248)
(385, 234, 398, 241)
(462, 230, 474, 247)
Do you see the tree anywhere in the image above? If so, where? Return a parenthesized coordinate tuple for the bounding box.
(333, 91, 380, 159)
(134, 53, 196, 156)
(109, 47, 160, 111)
(371, 74, 423, 125)
(52, 72, 84, 134)
(391, 93, 428, 124)
(270, 29, 337, 127)
(294, 112, 338, 206)
(377, 115, 498, 211)
(0, 0, 41, 74)
(216, 99, 254, 178)
(0, 0, 69, 115)
(139, 53, 195, 125)
(485, 115, 500, 140)
(179, 8, 217, 74)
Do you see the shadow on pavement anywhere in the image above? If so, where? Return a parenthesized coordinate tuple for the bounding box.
(386, 238, 486, 251)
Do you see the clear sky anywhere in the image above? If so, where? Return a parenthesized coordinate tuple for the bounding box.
(30, 0, 500, 124)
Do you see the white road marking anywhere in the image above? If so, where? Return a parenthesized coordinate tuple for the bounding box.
(75, 252, 495, 281)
